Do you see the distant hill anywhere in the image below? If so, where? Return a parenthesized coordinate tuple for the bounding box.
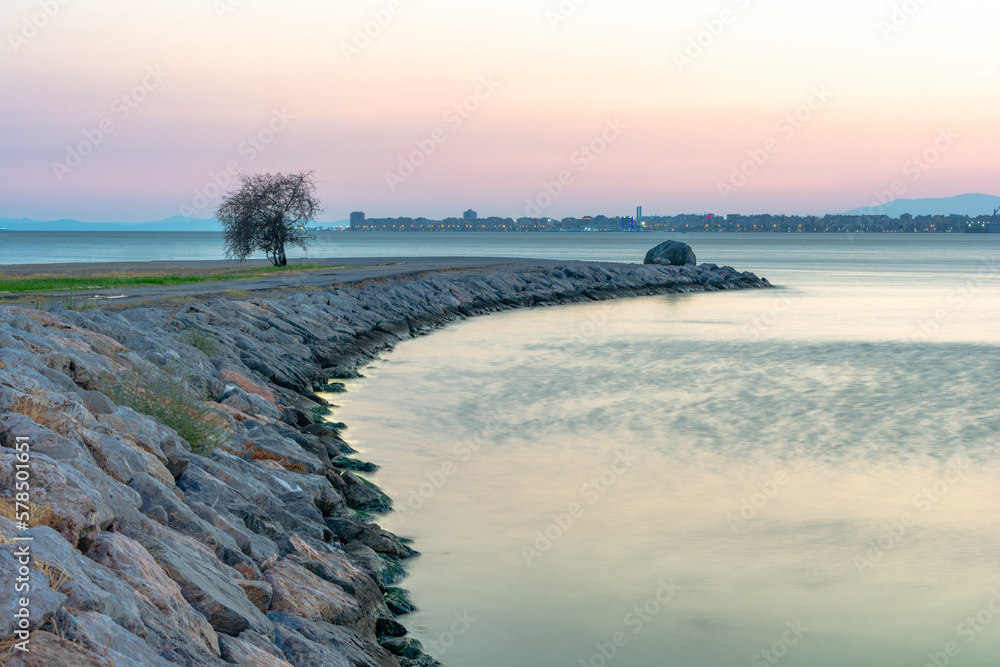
(0, 217, 351, 231)
(843, 193, 1000, 218)
(0, 216, 222, 232)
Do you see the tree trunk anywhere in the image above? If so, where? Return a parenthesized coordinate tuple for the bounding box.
(278, 246, 287, 266)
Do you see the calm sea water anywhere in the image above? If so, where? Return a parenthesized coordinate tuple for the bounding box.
(325, 234, 1000, 667)
(3, 229, 998, 273)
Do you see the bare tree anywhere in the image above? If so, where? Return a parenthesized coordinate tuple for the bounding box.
(216, 171, 322, 266)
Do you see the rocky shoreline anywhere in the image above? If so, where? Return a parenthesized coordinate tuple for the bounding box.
(0, 259, 770, 666)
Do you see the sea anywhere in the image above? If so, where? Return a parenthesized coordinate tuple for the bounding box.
(8, 231, 1000, 666)
(325, 233, 999, 667)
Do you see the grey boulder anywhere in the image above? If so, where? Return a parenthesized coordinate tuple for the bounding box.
(643, 241, 697, 266)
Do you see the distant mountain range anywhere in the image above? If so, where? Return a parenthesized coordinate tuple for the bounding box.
(0, 216, 221, 231)
(0, 217, 349, 231)
(843, 193, 1000, 218)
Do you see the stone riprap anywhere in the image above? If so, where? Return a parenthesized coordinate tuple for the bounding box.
(0, 259, 770, 666)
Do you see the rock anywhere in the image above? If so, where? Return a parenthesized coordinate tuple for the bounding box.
(237, 579, 274, 614)
(133, 528, 274, 639)
(0, 451, 138, 551)
(380, 637, 424, 659)
(219, 632, 295, 667)
(383, 588, 417, 617)
(86, 531, 220, 656)
(643, 240, 697, 266)
(264, 559, 370, 635)
(67, 611, 176, 667)
(0, 412, 92, 464)
(280, 534, 387, 622)
(326, 518, 415, 560)
(376, 617, 407, 641)
(341, 472, 393, 513)
(0, 523, 146, 637)
(73, 388, 117, 415)
(332, 457, 379, 473)
(344, 544, 406, 588)
(0, 543, 67, 641)
(128, 472, 257, 573)
(3, 631, 113, 667)
(270, 612, 399, 667)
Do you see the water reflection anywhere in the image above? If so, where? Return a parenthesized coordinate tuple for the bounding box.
(336, 282, 1000, 667)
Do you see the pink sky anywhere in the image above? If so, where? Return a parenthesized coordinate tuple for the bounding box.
(1, 0, 997, 222)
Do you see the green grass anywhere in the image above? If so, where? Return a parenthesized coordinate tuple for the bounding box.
(0, 264, 349, 295)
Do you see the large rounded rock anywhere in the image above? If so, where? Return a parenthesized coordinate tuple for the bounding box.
(644, 241, 696, 266)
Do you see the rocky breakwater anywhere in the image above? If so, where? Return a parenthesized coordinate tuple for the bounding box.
(0, 258, 770, 666)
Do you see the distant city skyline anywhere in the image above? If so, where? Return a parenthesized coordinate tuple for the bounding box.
(2, 1, 998, 221)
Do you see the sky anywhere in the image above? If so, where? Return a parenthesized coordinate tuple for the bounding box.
(1, 0, 997, 222)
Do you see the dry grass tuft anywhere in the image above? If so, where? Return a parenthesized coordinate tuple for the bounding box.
(0, 496, 59, 531)
(9, 387, 69, 433)
(0, 637, 17, 661)
(37, 560, 74, 594)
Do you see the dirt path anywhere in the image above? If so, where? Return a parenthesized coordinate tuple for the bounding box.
(0, 256, 575, 307)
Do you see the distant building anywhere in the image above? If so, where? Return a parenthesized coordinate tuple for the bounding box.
(463, 209, 478, 222)
(349, 212, 366, 229)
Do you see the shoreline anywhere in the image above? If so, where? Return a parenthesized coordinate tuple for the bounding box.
(0, 257, 770, 666)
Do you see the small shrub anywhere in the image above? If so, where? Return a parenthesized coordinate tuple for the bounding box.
(178, 327, 221, 357)
(96, 367, 227, 455)
(60, 293, 94, 311)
